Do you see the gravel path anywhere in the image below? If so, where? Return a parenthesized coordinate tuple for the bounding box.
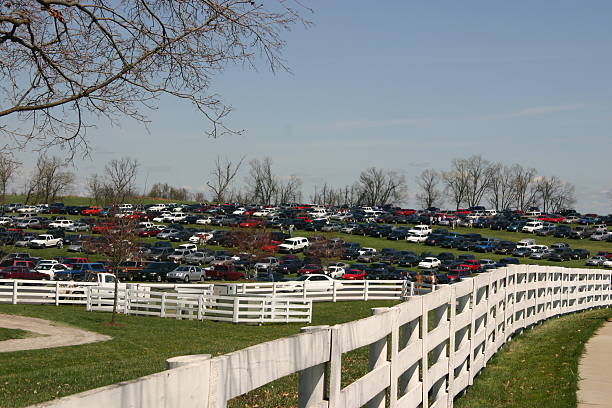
(0, 313, 111, 353)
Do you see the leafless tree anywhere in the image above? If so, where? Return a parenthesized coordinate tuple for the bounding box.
(415, 169, 443, 209)
(0, 1, 309, 154)
(304, 237, 343, 268)
(148, 182, 190, 201)
(275, 175, 303, 204)
(83, 218, 141, 324)
(310, 183, 342, 207)
(355, 167, 407, 207)
(442, 159, 470, 210)
(509, 164, 539, 211)
(463, 155, 493, 208)
(535, 176, 576, 213)
(486, 163, 515, 211)
(0, 154, 20, 205)
(24, 155, 74, 203)
(89, 157, 139, 205)
(247, 157, 278, 205)
(207, 156, 245, 203)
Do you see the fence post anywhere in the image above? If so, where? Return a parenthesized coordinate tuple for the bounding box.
(161, 293, 166, 318)
(85, 286, 91, 311)
(232, 297, 239, 323)
(368, 307, 388, 408)
(198, 295, 204, 320)
(123, 287, 130, 314)
(303, 281, 307, 301)
(364, 280, 369, 301)
(411, 281, 415, 297)
(298, 325, 330, 408)
(332, 279, 337, 302)
(12, 280, 18, 304)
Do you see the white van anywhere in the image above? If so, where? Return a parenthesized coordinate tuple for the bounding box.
(522, 221, 543, 233)
(408, 225, 432, 235)
(278, 237, 310, 253)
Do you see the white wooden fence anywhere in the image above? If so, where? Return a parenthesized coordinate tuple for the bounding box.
(218, 279, 434, 301)
(0, 279, 98, 305)
(0, 280, 215, 306)
(29, 265, 612, 408)
(86, 286, 313, 324)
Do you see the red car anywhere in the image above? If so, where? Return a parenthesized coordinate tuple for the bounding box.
(0, 259, 36, 271)
(297, 264, 324, 276)
(0, 266, 49, 280)
(82, 206, 104, 216)
(342, 266, 366, 280)
(454, 209, 472, 215)
(460, 259, 481, 272)
(206, 265, 245, 281)
(396, 208, 416, 216)
(538, 214, 566, 223)
(139, 227, 162, 237)
(92, 223, 115, 234)
(239, 219, 263, 228)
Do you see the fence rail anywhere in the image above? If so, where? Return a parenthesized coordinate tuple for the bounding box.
(31, 265, 612, 408)
(0, 280, 215, 306)
(86, 287, 313, 324)
(218, 279, 434, 301)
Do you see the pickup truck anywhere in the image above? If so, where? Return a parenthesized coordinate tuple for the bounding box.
(29, 234, 63, 249)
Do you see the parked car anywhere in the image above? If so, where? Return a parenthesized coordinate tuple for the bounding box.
(166, 265, 205, 282)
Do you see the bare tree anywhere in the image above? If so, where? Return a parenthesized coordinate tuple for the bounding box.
(415, 169, 443, 209)
(442, 158, 470, 210)
(207, 156, 245, 203)
(247, 157, 278, 205)
(535, 176, 576, 213)
(463, 155, 493, 208)
(0, 1, 309, 153)
(0, 154, 20, 205)
(275, 175, 303, 204)
(83, 218, 141, 324)
(24, 155, 74, 203)
(355, 167, 407, 207)
(87, 157, 139, 206)
(148, 183, 190, 201)
(486, 163, 515, 211)
(509, 164, 539, 211)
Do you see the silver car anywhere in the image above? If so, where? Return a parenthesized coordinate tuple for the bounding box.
(166, 265, 205, 282)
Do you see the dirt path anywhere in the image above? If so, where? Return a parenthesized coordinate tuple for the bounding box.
(0, 313, 111, 353)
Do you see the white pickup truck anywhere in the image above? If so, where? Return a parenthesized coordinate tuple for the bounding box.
(29, 234, 63, 249)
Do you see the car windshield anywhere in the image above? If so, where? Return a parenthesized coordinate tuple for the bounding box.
(175, 266, 189, 272)
(294, 275, 311, 281)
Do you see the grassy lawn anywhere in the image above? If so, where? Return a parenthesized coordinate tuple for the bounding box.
(0, 328, 29, 341)
(0, 301, 398, 408)
(455, 307, 612, 408)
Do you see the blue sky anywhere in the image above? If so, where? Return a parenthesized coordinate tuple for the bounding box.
(13, 1, 612, 212)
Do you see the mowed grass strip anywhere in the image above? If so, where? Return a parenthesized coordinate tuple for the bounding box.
(0, 328, 29, 341)
(0, 301, 397, 408)
(455, 307, 612, 408)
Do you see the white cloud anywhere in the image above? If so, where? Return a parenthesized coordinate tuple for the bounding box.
(330, 118, 428, 130)
(501, 104, 584, 118)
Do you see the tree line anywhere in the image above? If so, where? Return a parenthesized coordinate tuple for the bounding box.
(0, 153, 578, 212)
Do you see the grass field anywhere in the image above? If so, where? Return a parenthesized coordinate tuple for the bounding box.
(455, 307, 612, 408)
(0, 301, 398, 408)
(0, 327, 28, 341)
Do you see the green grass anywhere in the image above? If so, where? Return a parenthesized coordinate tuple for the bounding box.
(0, 301, 397, 408)
(0, 328, 29, 341)
(455, 308, 612, 408)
